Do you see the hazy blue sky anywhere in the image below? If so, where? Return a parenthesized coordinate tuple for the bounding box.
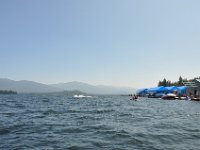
(0, 0, 200, 88)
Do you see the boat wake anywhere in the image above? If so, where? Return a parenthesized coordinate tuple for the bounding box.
(73, 95, 92, 99)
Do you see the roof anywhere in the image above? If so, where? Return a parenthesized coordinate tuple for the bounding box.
(136, 88, 148, 94)
(182, 81, 198, 87)
(196, 79, 200, 83)
(165, 86, 178, 90)
(147, 86, 167, 93)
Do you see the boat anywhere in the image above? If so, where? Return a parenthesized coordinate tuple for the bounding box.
(73, 95, 92, 99)
(130, 95, 138, 100)
(161, 93, 176, 100)
(191, 98, 200, 101)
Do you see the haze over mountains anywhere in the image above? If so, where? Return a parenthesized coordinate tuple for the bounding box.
(0, 78, 60, 93)
(0, 78, 135, 94)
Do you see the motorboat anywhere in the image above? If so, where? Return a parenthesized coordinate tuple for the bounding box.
(73, 95, 92, 99)
(191, 98, 200, 101)
(161, 93, 176, 100)
(130, 95, 138, 100)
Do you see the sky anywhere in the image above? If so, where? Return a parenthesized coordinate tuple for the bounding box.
(0, 0, 200, 88)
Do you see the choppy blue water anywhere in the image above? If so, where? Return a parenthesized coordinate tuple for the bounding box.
(0, 94, 200, 150)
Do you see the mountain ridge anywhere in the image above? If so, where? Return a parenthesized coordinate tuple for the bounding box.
(50, 81, 135, 94)
(0, 78, 135, 94)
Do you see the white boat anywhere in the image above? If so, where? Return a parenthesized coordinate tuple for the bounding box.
(162, 93, 176, 100)
(73, 95, 92, 98)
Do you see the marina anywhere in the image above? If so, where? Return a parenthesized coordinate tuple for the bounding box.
(136, 79, 200, 101)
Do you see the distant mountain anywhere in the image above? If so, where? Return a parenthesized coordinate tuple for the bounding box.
(52, 90, 86, 96)
(0, 78, 61, 93)
(50, 81, 135, 94)
(0, 78, 135, 94)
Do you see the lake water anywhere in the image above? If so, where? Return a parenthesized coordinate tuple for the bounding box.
(0, 94, 200, 150)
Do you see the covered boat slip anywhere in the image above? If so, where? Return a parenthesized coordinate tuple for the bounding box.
(136, 79, 200, 100)
(137, 86, 186, 97)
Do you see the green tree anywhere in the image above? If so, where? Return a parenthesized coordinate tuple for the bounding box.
(166, 80, 172, 86)
(162, 78, 167, 87)
(158, 81, 162, 86)
(178, 76, 183, 86)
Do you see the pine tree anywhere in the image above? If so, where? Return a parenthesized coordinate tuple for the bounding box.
(178, 76, 183, 86)
(162, 78, 167, 87)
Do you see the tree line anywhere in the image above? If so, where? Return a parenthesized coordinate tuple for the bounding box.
(158, 76, 200, 87)
(0, 90, 17, 94)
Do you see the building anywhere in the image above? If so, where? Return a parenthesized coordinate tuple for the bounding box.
(194, 79, 200, 97)
(182, 79, 200, 98)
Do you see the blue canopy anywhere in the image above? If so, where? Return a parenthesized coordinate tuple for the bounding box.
(177, 86, 187, 94)
(136, 88, 148, 95)
(165, 86, 178, 93)
(147, 86, 168, 94)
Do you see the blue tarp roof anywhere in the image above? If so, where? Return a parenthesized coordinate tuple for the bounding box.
(138, 86, 187, 94)
(147, 86, 168, 93)
(136, 88, 148, 94)
(165, 86, 178, 92)
(177, 86, 187, 94)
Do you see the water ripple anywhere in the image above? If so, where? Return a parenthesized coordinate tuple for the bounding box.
(0, 95, 200, 150)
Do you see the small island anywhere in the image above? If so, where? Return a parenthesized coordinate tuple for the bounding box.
(0, 90, 17, 95)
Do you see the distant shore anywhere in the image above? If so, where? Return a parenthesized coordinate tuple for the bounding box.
(0, 90, 17, 95)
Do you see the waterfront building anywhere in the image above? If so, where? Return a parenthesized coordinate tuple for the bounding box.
(183, 79, 200, 98)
